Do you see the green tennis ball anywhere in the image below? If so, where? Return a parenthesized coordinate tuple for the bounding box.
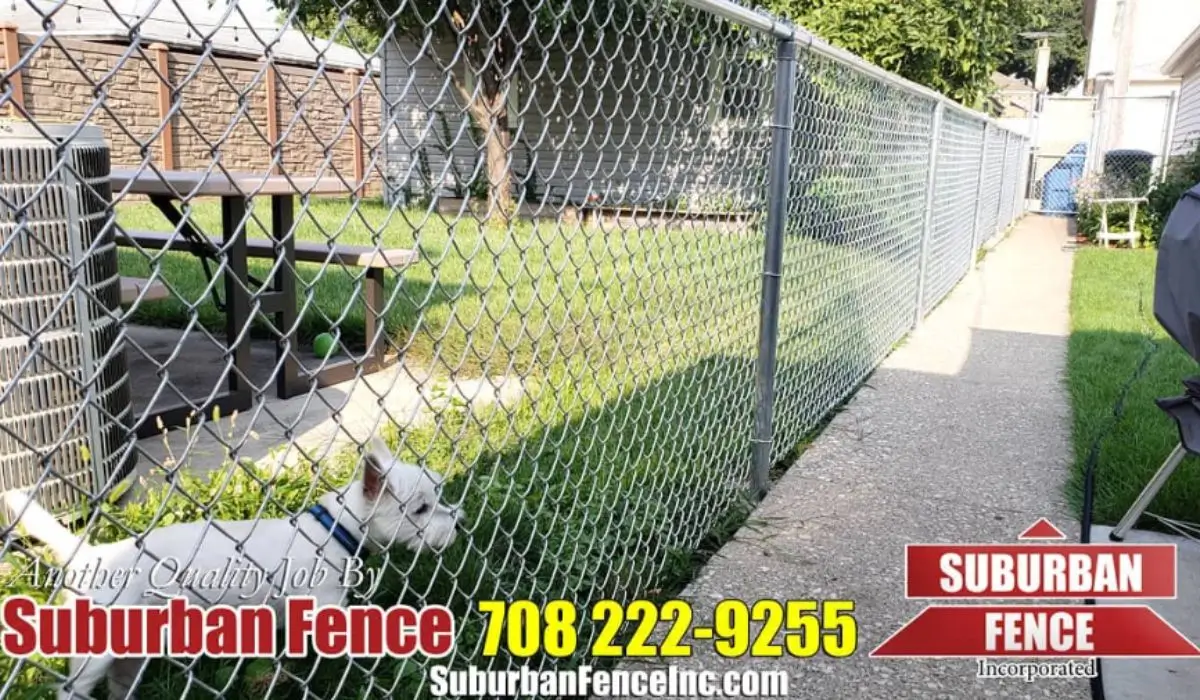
(313, 332, 339, 359)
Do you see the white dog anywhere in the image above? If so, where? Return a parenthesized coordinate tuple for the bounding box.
(1, 436, 462, 700)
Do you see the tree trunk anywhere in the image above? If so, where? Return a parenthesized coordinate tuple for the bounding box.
(472, 88, 514, 223)
(435, 4, 518, 224)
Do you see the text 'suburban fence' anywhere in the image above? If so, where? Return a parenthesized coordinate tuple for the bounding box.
(0, 0, 1029, 697)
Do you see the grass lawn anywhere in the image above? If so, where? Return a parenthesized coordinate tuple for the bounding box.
(114, 197, 770, 378)
(1067, 247, 1200, 526)
(1, 197, 930, 699)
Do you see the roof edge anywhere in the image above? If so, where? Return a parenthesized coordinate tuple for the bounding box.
(14, 28, 379, 74)
(1163, 24, 1200, 77)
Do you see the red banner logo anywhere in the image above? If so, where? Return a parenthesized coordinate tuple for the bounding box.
(905, 544, 1178, 599)
(871, 605, 1200, 658)
(871, 519, 1198, 659)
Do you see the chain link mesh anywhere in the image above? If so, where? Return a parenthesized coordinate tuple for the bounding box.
(999, 132, 1020, 232)
(1029, 93, 1175, 217)
(977, 126, 1007, 245)
(0, 1, 1028, 698)
(922, 110, 986, 317)
(771, 49, 933, 461)
(1086, 94, 1174, 196)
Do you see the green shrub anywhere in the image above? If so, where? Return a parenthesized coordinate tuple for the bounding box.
(1146, 143, 1200, 245)
(1076, 198, 1100, 237)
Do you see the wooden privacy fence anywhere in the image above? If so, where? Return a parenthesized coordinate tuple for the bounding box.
(0, 24, 382, 194)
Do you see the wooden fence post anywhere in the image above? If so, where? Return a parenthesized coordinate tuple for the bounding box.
(348, 68, 364, 196)
(149, 43, 175, 169)
(264, 59, 279, 173)
(1, 22, 25, 117)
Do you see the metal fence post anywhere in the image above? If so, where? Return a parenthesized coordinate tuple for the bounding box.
(1007, 135, 1018, 227)
(1001, 137, 1013, 229)
(1084, 93, 1104, 177)
(1018, 143, 1026, 215)
(969, 124, 991, 268)
(1017, 136, 1032, 217)
(1011, 144, 1021, 222)
(913, 101, 944, 328)
(993, 130, 1010, 237)
(751, 37, 797, 499)
(1159, 90, 1179, 179)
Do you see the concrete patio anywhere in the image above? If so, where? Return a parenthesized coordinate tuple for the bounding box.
(117, 324, 526, 496)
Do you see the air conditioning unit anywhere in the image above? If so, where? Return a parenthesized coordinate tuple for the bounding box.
(0, 122, 136, 517)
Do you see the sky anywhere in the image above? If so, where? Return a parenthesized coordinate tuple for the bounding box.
(3, 1, 289, 30)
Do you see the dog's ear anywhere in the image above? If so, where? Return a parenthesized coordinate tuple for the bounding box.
(361, 437, 392, 501)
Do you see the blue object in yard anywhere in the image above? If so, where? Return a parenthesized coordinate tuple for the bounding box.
(1040, 142, 1088, 214)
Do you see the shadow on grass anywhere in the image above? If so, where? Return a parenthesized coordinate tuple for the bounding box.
(0, 354, 749, 698)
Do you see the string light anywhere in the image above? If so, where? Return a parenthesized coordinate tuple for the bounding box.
(32, 1, 287, 36)
(8, 0, 366, 68)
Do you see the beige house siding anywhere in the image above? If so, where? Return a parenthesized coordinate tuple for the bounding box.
(1171, 67, 1200, 155)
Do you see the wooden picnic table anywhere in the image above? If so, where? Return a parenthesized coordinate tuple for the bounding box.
(109, 168, 414, 439)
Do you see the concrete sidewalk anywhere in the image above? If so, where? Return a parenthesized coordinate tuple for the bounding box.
(629, 215, 1091, 698)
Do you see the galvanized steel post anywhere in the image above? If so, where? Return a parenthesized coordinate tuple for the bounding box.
(751, 37, 797, 499)
(970, 124, 992, 267)
(913, 102, 944, 327)
(993, 129, 1011, 237)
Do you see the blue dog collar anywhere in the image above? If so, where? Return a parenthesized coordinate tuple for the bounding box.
(307, 504, 363, 556)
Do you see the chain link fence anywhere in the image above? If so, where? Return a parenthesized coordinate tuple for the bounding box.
(0, 0, 1028, 698)
(1027, 95, 1093, 216)
(1083, 94, 1175, 200)
(1029, 92, 1178, 217)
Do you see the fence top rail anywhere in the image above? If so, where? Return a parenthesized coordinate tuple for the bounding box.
(680, 0, 1029, 139)
(678, 0, 799, 39)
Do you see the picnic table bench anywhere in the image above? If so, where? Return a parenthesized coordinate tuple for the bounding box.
(109, 168, 418, 438)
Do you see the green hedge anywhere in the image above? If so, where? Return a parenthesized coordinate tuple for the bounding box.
(1145, 143, 1200, 244)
